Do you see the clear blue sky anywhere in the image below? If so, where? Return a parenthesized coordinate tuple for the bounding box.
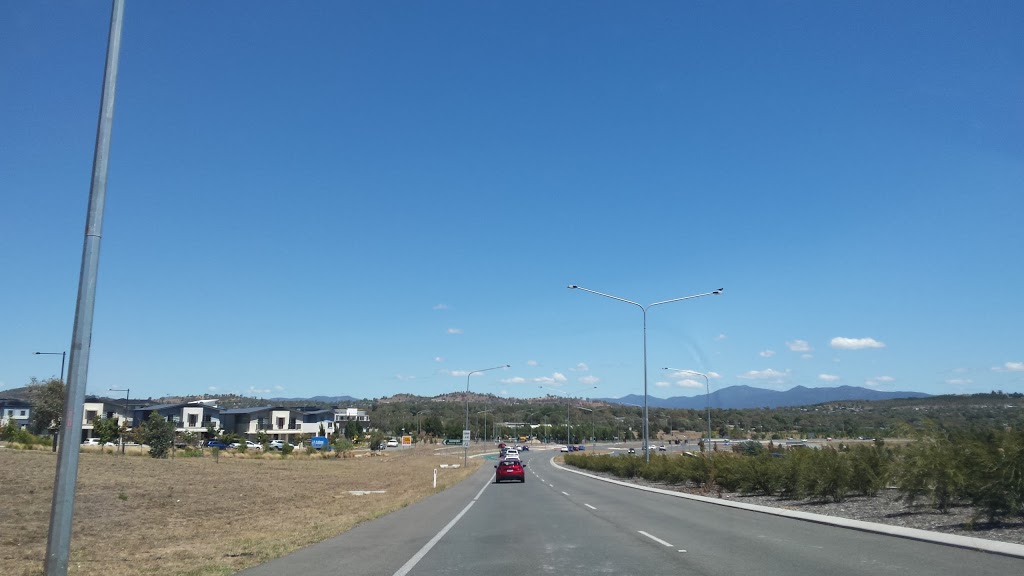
(3, 1, 1022, 402)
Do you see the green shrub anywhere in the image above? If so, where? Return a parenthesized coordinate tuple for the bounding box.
(848, 442, 891, 497)
(738, 454, 783, 496)
(894, 427, 967, 513)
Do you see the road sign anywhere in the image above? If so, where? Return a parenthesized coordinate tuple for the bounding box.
(463, 429, 471, 446)
(444, 438, 461, 445)
(310, 436, 329, 449)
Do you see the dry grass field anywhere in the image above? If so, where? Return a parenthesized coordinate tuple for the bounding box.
(0, 444, 486, 576)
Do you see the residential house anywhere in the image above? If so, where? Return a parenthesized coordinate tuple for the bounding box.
(133, 401, 221, 438)
(299, 408, 337, 436)
(220, 406, 304, 442)
(0, 398, 31, 430)
(81, 396, 131, 441)
(334, 407, 370, 435)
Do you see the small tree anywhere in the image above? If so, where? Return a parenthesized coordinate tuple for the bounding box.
(28, 377, 65, 435)
(93, 416, 121, 446)
(140, 412, 175, 458)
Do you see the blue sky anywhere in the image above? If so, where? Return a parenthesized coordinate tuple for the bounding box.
(3, 1, 1022, 402)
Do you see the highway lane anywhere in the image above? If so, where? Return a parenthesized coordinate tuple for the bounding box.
(239, 448, 1023, 575)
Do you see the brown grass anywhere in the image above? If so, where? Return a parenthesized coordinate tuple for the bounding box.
(0, 444, 485, 576)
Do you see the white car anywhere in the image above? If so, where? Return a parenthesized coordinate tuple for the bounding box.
(504, 449, 520, 459)
(82, 438, 101, 446)
(386, 439, 399, 447)
(560, 445, 570, 453)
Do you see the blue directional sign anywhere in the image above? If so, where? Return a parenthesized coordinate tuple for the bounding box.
(310, 436, 329, 449)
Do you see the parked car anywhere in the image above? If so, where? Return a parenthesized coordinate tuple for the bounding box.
(494, 459, 525, 483)
(627, 447, 636, 454)
(386, 439, 399, 447)
(519, 444, 529, 451)
(268, 440, 294, 450)
(82, 438, 101, 446)
(577, 445, 585, 451)
(657, 445, 667, 451)
(205, 440, 229, 449)
(560, 445, 569, 452)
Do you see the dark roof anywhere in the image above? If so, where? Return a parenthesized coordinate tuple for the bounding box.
(220, 406, 275, 415)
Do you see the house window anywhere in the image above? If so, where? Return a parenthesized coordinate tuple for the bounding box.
(5, 410, 12, 417)
(86, 410, 97, 424)
(276, 417, 285, 430)
(188, 414, 198, 427)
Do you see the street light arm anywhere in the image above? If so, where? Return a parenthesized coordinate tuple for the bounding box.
(567, 285, 643, 309)
(648, 289, 723, 308)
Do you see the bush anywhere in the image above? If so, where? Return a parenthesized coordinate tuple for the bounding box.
(894, 428, 967, 513)
(738, 453, 783, 496)
(848, 441, 892, 497)
(965, 429, 1024, 523)
(804, 448, 851, 503)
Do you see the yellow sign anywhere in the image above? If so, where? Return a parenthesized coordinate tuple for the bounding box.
(402, 435, 412, 446)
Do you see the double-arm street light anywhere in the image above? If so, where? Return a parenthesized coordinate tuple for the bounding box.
(568, 285, 722, 462)
(108, 388, 130, 454)
(34, 351, 66, 383)
(465, 364, 509, 466)
(663, 368, 712, 453)
(540, 385, 597, 448)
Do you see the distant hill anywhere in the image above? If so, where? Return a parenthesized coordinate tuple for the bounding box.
(604, 385, 932, 410)
(272, 395, 361, 403)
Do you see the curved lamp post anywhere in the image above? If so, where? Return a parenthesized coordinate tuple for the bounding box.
(464, 365, 509, 465)
(34, 351, 67, 383)
(568, 285, 722, 462)
(540, 385, 597, 448)
(663, 368, 712, 453)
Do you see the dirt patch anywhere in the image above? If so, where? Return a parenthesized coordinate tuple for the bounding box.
(0, 445, 484, 576)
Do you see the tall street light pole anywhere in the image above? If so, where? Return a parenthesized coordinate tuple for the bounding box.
(568, 285, 722, 462)
(108, 388, 129, 454)
(577, 406, 596, 448)
(540, 385, 596, 448)
(34, 351, 67, 383)
(464, 364, 509, 466)
(663, 368, 711, 453)
(476, 410, 492, 443)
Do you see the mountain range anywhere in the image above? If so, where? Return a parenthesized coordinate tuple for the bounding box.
(602, 385, 931, 410)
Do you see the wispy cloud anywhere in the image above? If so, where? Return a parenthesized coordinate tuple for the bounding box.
(738, 368, 790, 380)
(759, 349, 776, 358)
(676, 378, 705, 389)
(433, 304, 449, 310)
(208, 386, 217, 391)
(786, 339, 811, 352)
(655, 381, 671, 388)
(500, 376, 526, 384)
(434, 356, 444, 363)
(572, 362, 589, 372)
(526, 359, 538, 367)
(801, 354, 814, 360)
(707, 371, 721, 379)
(446, 327, 463, 335)
(992, 361, 1024, 372)
(534, 372, 568, 385)
(831, 337, 885, 350)
(818, 374, 840, 382)
(248, 387, 272, 395)
(715, 333, 727, 341)
(578, 375, 599, 385)
(865, 375, 895, 387)
(946, 378, 973, 385)
(395, 374, 417, 381)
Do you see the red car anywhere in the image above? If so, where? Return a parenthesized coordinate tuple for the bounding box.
(494, 459, 525, 483)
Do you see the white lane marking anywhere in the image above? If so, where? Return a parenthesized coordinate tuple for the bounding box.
(561, 491, 570, 496)
(584, 503, 597, 510)
(392, 477, 490, 576)
(638, 530, 673, 547)
(679, 550, 687, 553)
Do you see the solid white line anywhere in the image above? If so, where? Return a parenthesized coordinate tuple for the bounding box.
(584, 503, 597, 510)
(392, 477, 490, 576)
(638, 530, 673, 547)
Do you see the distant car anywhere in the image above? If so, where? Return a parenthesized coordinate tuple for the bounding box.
(494, 459, 525, 483)
(577, 445, 585, 451)
(205, 440, 229, 449)
(504, 449, 520, 460)
(268, 440, 294, 450)
(627, 448, 636, 454)
(387, 439, 399, 447)
(519, 445, 529, 451)
(560, 445, 569, 452)
(657, 445, 667, 451)
(82, 438, 101, 446)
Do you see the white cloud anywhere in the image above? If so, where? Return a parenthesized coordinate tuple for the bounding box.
(677, 378, 705, 389)
(759, 349, 776, 358)
(207, 386, 217, 391)
(248, 387, 271, 395)
(655, 381, 671, 388)
(578, 375, 599, 385)
(946, 378, 973, 385)
(434, 356, 444, 363)
(865, 375, 895, 387)
(395, 374, 417, 381)
(573, 362, 589, 372)
(526, 360, 538, 367)
(818, 374, 840, 382)
(707, 371, 721, 379)
(446, 327, 463, 334)
(738, 368, 790, 380)
(534, 372, 568, 385)
(444, 369, 468, 377)
(500, 376, 526, 384)
(831, 337, 885, 350)
(274, 385, 284, 391)
(992, 361, 1024, 372)
(715, 333, 727, 341)
(432, 304, 449, 310)
(786, 339, 811, 352)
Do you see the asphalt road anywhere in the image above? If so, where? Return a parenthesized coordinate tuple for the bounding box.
(239, 449, 1023, 576)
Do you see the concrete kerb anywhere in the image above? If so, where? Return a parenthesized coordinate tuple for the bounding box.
(550, 457, 1024, 559)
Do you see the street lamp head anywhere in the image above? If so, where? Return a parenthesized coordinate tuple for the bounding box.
(713, 288, 724, 294)
(567, 285, 578, 289)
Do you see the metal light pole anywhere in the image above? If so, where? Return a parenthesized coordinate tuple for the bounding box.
(108, 388, 129, 454)
(540, 386, 596, 448)
(45, 2, 125, 574)
(477, 410, 492, 443)
(464, 364, 508, 466)
(663, 368, 711, 453)
(577, 406, 596, 448)
(568, 285, 722, 462)
(34, 351, 67, 383)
